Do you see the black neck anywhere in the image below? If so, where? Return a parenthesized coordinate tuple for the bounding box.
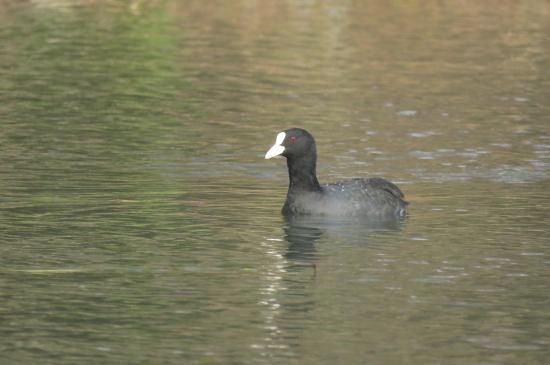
(286, 153, 322, 193)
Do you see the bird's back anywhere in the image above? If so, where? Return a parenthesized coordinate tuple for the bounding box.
(283, 177, 407, 217)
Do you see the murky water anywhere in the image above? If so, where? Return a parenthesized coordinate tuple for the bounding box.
(1, 1, 549, 364)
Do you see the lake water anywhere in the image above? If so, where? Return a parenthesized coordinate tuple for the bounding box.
(0, 1, 549, 364)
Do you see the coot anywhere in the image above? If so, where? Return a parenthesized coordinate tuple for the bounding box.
(265, 128, 408, 217)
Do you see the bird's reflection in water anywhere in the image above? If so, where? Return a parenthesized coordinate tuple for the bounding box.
(283, 215, 406, 272)
(258, 215, 407, 354)
(283, 217, 323, 262)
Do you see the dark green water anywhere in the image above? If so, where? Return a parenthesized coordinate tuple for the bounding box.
(0, 1, 549, 364)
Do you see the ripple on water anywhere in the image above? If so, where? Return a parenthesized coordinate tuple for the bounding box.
(397, 110, 417, 117)
(408, 131, 438, 138)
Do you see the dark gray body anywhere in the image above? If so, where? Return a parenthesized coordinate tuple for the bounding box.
(282, 177, 407, 217)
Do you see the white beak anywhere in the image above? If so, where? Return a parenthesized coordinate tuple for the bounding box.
(264, 132, 286, 159)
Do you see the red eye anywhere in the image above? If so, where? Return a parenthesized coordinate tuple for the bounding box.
(289, 136, 297, 142)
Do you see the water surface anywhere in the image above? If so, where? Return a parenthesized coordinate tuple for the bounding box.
(0, 1, 549, 364)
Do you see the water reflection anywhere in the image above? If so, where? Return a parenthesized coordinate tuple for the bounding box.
(252, 214, 409, 360)
(283, 217, 323, 263)
(283, 215, 405, 264)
